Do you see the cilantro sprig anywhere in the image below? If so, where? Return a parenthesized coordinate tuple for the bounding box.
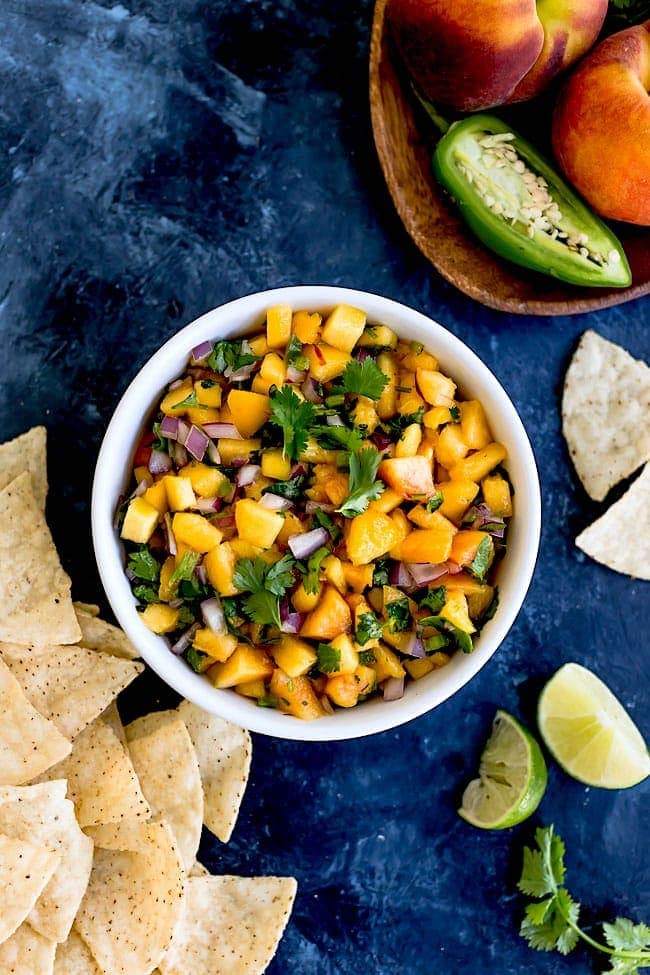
(340, 359, 389, 400)
(519, 826, 650, 974)
(337, 447, 384, 518)
(233, 555, 295, 628)
(268, 386, 316, 462)
(208, 339, 257, 375)
(127, 548, 160, 583)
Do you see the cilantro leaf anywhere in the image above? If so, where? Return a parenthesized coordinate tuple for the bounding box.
(132, 583, 160, 604)
(468, 535, 494, 581)
(423, 633, 448, 653)
(383, 407, 426, 436)
(341, 359, 389, 400)
(337, 447, 384, 518)
(177, 605, 197, 628)
(169, 550, 201, 586)
(317, 643, 341, 674)
(373, 558, 390, 587)
(286, 334, 310, 371)
(358, 649, 377, 665)
(603, 920, 650, 955)
(262, 474, 306, 500)
(385, 596, 411, 633)
(313, 508, 341, 542)
(265, 554, 297, 595)
(152, 421, 167, 452)
(268, 385, 316, 462)
(426, 491, 443, 513)
(520, 889, 580, 955)
(315, 424, 365, 453)
(418, 614, 473, 653)
(208, 339, 257, 375)
(449, 405, 461, 421)
(240, 591, 283, 628)
(301, 546, 330, 595)
(128, 548, 160, 583)
(186, 647, 209, 673)
(233, 555, 295, 628)
(355, 612, 384, 646)
(420, 587, 446, 615)
(257, 694, 280, 709)
(171, 389, 199, 410)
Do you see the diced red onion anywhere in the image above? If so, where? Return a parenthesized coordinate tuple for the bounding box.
(216, 514, 236, 529)
(356, 347, 371, 362)
(196, 563, 208, 586)
(163, 512, 177, 556)
(403, 633, 426, 658)
(206, 441, 221, 465)
(148, 449, 172, 475)
(305, 500, 335, 514)
(177, 420, 190, 446)
(320, 695, 335, 715)
(390, 563, 415, 588)
(383, 677, 405, 702)
(288, 527, 329, 559)
(406, 562, 448, 586)
(280, 608, 305, 634)
(202, 422, 244, 440)
(327, 414, 345, 427)
(168, 597, 184, 609)
(160, 415, 180, 440)
(371, 430, 392, 451)
(201, 596, 227, 636)
(302, 378, 322, 403)
(236, 464, 260, 487)
(196, 496, 222, 513)
(260, 493, 293, 511)
(170, 623, 199, 655)
(465, 503, 506, 538)
(286, 365, 306, 383)
(290, 464, 307, 478)
(171, 442, 188, 467)
(185, 425, 209, 461)
(168, 378, 184, 391)
(191, 340, 213, 363)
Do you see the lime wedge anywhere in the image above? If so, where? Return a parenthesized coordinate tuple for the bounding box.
(458, 710, 547, 829)
(538, 663, 650, 789)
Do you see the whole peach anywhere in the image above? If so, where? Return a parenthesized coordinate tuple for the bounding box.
(552, 20, 650, 225)
(386, 0, 607, 111)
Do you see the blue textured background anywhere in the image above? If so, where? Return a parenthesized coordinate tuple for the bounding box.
(0, 2, 648, 973)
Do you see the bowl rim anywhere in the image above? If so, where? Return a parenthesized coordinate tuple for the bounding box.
(92, 285, 541, 741)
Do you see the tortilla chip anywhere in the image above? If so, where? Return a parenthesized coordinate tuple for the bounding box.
(177, 700, 252, 842)
(74, 609, 140, 660)
(0, 656, 71, 785)
(0, 426, 47, 510)
(34, 718, 150, 828)
(562, 331, 650, 501)
(0, 923, 56, 975)
(125, 717, 203, 871)
(576, 463, 650, 579)
(4, 646, 143, 740)
(74, 821, 185, 975)
(99, 702, 127, 744)
(0, 473, 80, 645)
(72, 602, 100, 618)
(158, 875, 297, 975)
(0, 834, 61, 945)
(0, 782, 94, 943)
(189, 861, 210, 877)
(54, 930, 100, 975)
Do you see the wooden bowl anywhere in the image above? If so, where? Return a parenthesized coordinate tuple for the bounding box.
(369, 0, 650, 315)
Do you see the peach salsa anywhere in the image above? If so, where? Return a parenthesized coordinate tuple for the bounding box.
(117, 304, 512, 719)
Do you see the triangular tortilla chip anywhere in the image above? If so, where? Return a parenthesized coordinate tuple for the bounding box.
(0, 782, 93, 943)
(74, 609, 140, 660)
(0, 656, 71, 785)
(74, 821, 185, 975)
(0, 922, 56, 975)
(125, 717, 203, 871)
(562, 331, 650, 501)
(189, 861, 210, 877)
(0, 834, 61, 945)
(54, 930, 100, 975)
(0, 426, 47, 510)
(0, 473, 80, 645)
(158, 875, 297, 975)
(4, 646, 143, 740)
(99, 702, 127, 744)
(73, 602, 100, 618)
(177, 700, 251, 843)
(34, 718, 150, 828)
(576, 464, 650, 580)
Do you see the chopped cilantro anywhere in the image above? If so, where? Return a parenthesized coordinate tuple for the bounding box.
(171, 389, 199, 410)
(373, 558, 390, 587)
(169, 550, 202, 586)
(424, 633, 448, 653)
(177, 604, 197, 628)
(186, 647, 208, 673)
(358, 649, 377, 665)
(262, 474, 306, 500)
(317, 643, 341, 674)
(449, 405, 461, 421)
(315, 424, 365, 453)
(426, 491, 443, 513)
(340, 359, 389, 400)
(127, 548, 160, 583)
(286, 334, 310, 371)
(233, 554, 295, 628)
(301, 546, 330, 595)
(257, 695, 280, 709)
(355, 612, 384, 646)
(268, 385, 316, 462)
(418, 614, 473, 653)
(420, 586, 446, 615)
(337, 447, 384, 518)
(152, 421, 167, 451)
(207, 339, 257, 375)
(468, 535, 494, 582)
(132, 583, 159, 604)
(384, 407, 426, 436)
(313, 508, 341, 542)
(386, 596, 411, 633)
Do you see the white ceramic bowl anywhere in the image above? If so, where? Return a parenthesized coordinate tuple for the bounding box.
(92, 286, 540, 741)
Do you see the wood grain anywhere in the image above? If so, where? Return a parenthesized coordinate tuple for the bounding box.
(369, 0, 650, 316)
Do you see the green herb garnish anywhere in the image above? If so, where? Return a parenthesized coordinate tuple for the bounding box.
(127, 548, 160, 583)
(386, 596, 411, 633)
(315, 424, 365, 453)
(152, 421, 167, 451)
(384, 407, 426, 436)
(358, 649, 377, 665)
(468, 535, 494, 582)
(519, 826, 650, 973)
(268, 386, 316, 462)
(355, 612, 384, 646)
(301, 546, 330, 595)
(341, 359, 389, 400)
(337, 447, 384, 518)
(186, 647, 208, 673)
(313, 508, 341, 542)
(286, 334, 310, 371)
(169, 551, 202, 586)
(426, 491, 444, 513)
(373, 558, 390, 587)
(171, 389, 199, 410)
(132, 583, 160, 604)
(449, 405, 461, 421)
(262, 474, 307, 500)
(208, 339, 257, 375)
(317, 643, 341, 674)
(233, 554, 295, 628)
(424, 634, 448, 653)
(257, 695, 280, 709)
(420, 587, 446, 615)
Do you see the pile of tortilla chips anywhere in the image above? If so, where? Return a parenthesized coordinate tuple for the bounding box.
(0, 428, 296, 974)
(562, 332, 650, 580)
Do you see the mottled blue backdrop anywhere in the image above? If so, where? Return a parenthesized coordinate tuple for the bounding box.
(0, 2, 647, 973)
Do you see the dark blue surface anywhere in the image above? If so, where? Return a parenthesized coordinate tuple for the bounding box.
(0, 2, 648, 973)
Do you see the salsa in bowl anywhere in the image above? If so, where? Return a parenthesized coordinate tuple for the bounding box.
(93, 287, 540, 740)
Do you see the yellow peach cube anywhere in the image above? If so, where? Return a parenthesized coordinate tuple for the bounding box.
(121, 497, 159, 544)
(163, 475, 196, 512)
